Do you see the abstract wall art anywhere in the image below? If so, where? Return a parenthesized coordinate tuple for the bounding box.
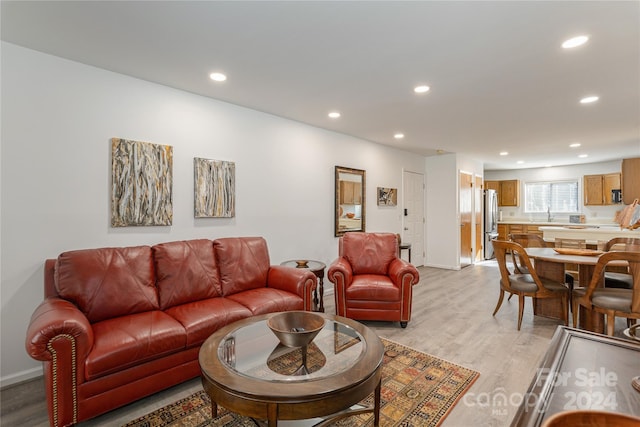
(111, 137, 173, 227)
(194, 157, 235, 218)
(377, 187, 397, 206)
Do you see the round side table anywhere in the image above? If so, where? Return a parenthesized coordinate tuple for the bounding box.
(280, 260, 326, 312)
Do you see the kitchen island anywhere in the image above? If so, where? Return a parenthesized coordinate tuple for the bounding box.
(539, 225, 640, 245)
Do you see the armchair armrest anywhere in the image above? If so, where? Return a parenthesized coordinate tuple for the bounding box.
(327, 258, 354, 318)
(327, 257, 353, 286)
(388, 258, 420, 288)
(267, 265, 317, 310)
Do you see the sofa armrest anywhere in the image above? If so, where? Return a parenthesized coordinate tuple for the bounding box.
(388, 258, 420, 288)
(26, 297, 93, 364)
(267, 265, 317, 310)
(26, 298, 94, 426)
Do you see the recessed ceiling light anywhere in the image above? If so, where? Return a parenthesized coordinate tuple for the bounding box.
(209, 72, 227, 82)
(516, 160, 525, 165)
(562, 35, 589, 49)
(414, 85, 430, 94)
(499, 151, 509, 156)
(578, 154, 589, 158)
(394, 133, 405, 139)
(328, 111, 341, 119)
(569, 143, 581, 148)
(580, 96, 599, 104)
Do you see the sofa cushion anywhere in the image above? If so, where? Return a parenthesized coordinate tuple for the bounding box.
(214, 237, 271, 296)
(153, 239, 222, 310)
(164, 298, 253, 347)
(85, 310, 186, 380)
(343, 232, 398, 275)
(55, 246, 159, 323)
(227, 288, 304, 315)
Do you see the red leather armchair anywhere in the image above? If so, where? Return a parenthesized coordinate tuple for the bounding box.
(328, 232, 420, 328)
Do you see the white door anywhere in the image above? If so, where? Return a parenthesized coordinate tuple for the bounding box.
(402, 170, 425, 266)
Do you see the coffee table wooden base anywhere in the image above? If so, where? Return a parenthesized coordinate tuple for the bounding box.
(202, 372, 381, 427)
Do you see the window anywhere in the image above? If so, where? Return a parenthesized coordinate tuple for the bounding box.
(524, 180, 579, 213)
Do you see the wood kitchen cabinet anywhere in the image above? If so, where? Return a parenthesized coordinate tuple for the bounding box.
(485, 179, 520, 207)
(622, 157, 640, 204)
(499, 179, 520, 207)
(339, 180, 362, 205)
(484, 180, 500, 193)
(584, 173, 621, 205)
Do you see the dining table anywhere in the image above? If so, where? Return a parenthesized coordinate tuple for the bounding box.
(525, 247, 619, 334)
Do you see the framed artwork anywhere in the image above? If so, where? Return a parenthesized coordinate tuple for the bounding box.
(377, 187, 397, 206)
(111, 138, 173, 227)
(194, 158, 235, 218)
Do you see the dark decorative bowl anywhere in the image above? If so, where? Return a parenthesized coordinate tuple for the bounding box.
(267, 311, 325, 348)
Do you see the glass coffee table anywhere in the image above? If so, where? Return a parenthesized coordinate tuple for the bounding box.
(199, 312, 384, 427)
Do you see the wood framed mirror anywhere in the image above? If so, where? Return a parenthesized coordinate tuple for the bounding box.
(335, 166, 366, 236)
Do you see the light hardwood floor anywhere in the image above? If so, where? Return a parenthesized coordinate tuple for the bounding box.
(1, 261, 632, 426)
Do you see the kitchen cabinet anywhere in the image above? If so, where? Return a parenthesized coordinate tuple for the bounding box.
(498, 223, 545, 243)
(484, 180, 500, 193)
(622, 157, 640, 204)
(485, 179, 520, 207)
(499, 179, 520, 207)
(339, 180, 362, 205)
(583, 173, 621, 205)
(526, 225, 543, 237)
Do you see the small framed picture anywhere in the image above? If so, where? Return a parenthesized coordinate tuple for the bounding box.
(377, 187, 397, 206)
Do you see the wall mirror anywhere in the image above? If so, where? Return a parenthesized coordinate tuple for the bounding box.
(335, 166, 366, 236)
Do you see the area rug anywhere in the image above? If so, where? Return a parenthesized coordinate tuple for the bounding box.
(123, 339, 479, 427)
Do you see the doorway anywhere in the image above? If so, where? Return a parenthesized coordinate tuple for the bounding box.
(402, 170, 425, 266)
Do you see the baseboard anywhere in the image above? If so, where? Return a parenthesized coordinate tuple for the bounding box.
(424, 262, 461, 270)
(0, 366, 42, 390)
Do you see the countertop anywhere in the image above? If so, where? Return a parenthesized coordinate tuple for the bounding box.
(537, 224, 640, 244)
(498, 221, 617, 227)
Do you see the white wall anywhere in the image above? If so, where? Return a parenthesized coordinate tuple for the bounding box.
(424, 154, 485, 270)
(0, 42, 427, 386)
(485, 160, 623, 223)
(425, 154, 459, 269)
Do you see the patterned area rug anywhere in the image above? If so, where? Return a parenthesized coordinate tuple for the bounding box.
(123, 339, 479, 427)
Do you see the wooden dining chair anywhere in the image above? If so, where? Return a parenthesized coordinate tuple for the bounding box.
(572, 251, 640, 335)
(509, 233, 547, 274)
(554, 238, 587, 249)
(554, 238, 587, 285)
(492, 240, 569, 330)
(603, 237, 640, 289)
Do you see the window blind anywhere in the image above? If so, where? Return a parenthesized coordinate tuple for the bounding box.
(525, 181, 579, 213)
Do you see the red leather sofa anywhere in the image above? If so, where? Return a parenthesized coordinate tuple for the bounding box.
(328, 232, 420, 328)
(25, 237, 317, 427)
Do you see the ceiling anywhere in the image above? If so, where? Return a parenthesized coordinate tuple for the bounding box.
(2, 1, 639, 170)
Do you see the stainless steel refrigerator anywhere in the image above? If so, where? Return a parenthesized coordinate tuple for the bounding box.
(484, 189, 499, 259)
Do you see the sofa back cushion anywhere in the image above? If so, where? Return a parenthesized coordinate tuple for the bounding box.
(55, 246, 159, 323)
(153, 239, 222, 309)
(342, 232, 398, 275)
(214, 237, 270, 296)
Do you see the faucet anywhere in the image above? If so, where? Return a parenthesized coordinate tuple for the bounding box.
(547, 207, 554, 222)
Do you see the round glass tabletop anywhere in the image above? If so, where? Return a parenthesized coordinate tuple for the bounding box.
(217, 318, 365, 383)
